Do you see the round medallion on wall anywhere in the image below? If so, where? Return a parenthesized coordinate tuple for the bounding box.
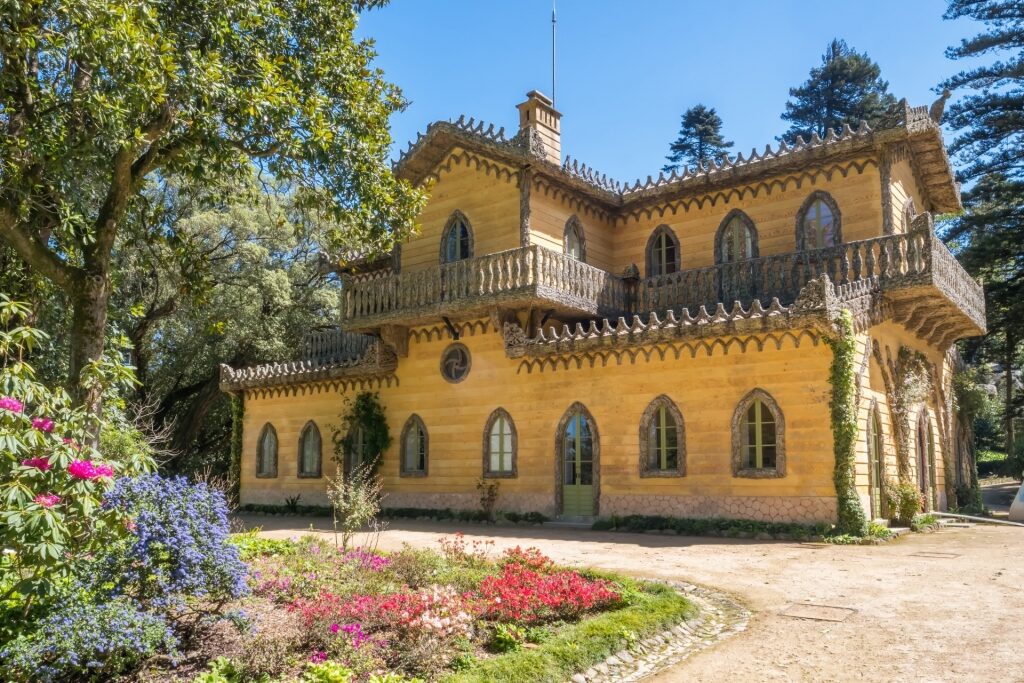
(440, 343, 471, 383)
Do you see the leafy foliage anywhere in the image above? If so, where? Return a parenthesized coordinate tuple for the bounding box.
(780, 39, 897, 143)
(662, 104, 733, 172)
(884, 478, 923, 526)
(336, 392, 392, 475)
(326, 460, 383, 550)
(826, 311, 868, 536)
(0, 296, 153, 618)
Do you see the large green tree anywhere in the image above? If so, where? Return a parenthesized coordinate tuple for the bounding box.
(780, 39, 897, 143)
(662, 105, 734, 173)
(0, 0, 422, 409)
(941, 0, 1024, 456)
(110, 175, 342, 470)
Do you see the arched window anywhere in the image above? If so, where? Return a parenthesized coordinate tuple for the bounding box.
(557, 402, 599, 516)
(715, 210, 758, 264)
(400, 414, 428, 476)
(345, 425, 366, 476)
(564, 215, 586, 262)
(646, 225, 680, 277)
(797, 191, 842, 250)
(639, 395, 686, 476)
(298, 421, 322, 478)
(867, 408, 885, 519)
(483, 408, 517, 477)
(731, 388, 785, 477)
(256, 423, 278, 478)
(440, 211, 473, 263)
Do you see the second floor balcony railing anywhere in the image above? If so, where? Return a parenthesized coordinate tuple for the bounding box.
(340, 223, 986, 337)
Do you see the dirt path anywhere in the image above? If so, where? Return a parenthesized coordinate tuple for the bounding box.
(243, 515, 1024, 683)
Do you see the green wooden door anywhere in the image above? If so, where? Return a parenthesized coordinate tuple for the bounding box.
(562, 412, 594, 516)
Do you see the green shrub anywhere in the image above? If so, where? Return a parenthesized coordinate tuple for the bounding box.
(884, 478, 922, 526)
(489, 623, 526, 653)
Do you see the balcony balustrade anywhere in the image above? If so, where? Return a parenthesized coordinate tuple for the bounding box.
(340, 224, 985, 341)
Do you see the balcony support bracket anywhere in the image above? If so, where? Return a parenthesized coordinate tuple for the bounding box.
(441, 316, 460, 341)
(379, 324, 409, 358)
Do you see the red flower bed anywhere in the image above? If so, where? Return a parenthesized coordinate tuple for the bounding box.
(479, 563, 621, 624)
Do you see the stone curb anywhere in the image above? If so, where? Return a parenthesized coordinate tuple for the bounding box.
(573, 581, 751, 683)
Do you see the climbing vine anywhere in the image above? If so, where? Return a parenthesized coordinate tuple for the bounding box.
(334, 392, 391, 475)
(228, 394, 244, 507)
(825, 310, 868, 536)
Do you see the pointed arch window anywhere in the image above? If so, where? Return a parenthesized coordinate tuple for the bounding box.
(867, 408, 885, 519)
(440, 211, 473, 263)
(298, 421, 322, 478)
(715, 210, 758, 264)
(646, 225, 680, 277)
(400, 414, 428, 477)
(639, 396, 686, 477)
(731, 389, 785, 478)
(483, 408, 517, 477)
(256, 423, 278, 478)
(564, 215, 586, 262)
(797, 191, 842, 250)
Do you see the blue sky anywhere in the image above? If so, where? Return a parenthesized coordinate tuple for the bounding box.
(358, 1, 983, 184)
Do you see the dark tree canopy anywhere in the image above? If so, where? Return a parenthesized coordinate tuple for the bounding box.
(0, 0, 423, 406)
(780, 39, 897, 143)
(941, 0, 1024, 181)
(940, 0, 1024, 455)
(662, 105, 734, 173)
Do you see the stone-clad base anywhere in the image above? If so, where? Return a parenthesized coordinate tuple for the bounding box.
(602, 494, 837, 524)
(382, 491, 556, 516)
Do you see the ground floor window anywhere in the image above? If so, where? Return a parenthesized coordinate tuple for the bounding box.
(639, 395, 686, 476)
(732, 388, 785, 477)
(401, 415, 428, 476)
(484, 408, 516, 477)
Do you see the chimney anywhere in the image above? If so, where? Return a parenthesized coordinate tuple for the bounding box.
(517, 90, 561, 165)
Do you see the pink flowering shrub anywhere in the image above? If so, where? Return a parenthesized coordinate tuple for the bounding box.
(0, 296, 153, 623)
(479, 563, 621, 624)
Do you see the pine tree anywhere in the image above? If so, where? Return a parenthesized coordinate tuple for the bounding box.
(662, 105, 734, 173)
(940, 0, 1024, 457)
(780, 39, 897, 143)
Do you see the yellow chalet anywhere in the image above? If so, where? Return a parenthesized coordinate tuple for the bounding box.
(221, 91, 986, 524)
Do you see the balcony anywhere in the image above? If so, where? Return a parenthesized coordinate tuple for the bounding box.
(341, 245, 630, 330)
(340, 220, 985, 347)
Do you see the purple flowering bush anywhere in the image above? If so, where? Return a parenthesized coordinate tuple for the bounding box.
(0, 595, 177, 682)
(102, 474, 249, 616)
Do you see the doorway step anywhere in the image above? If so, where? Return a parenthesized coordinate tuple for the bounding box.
(544, 515, 596, 529)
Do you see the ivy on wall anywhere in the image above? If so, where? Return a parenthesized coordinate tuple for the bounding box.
(228, 394, 244, 507)
(825, 310, 868, 536)
(334, 392, 391, 475)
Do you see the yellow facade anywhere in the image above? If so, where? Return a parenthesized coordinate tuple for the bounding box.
(225, 92, 984, 525)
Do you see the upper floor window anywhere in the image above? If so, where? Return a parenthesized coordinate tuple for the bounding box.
(401, 414, 428, 476)
(646, 225, 680, 277)
(484, 408, 517, 477)
(731, 388, 785, 478)
(441, 211, 473, 263)
(298, 421, 322, 478)
(639, 395, 686, 477)
(564, 215, 586, 262)
(256, 423, 278, 478)
(716, 210, 758, 264)
(797, 191, 842, 250)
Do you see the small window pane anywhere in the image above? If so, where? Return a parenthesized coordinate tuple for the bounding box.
(761, 445, 777, 468)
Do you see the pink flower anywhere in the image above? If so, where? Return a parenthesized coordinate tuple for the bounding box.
(0, 396, 23, 413)
(34, 493, 61, 508)
(330, 623, 340, 634)
(309, 650, 328, 664)
(31, 417, 55, 433)
(68, 460, 115, 480)
(21, 457, 52, 472)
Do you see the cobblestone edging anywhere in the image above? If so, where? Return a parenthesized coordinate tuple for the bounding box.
(574, 581, 751, 683)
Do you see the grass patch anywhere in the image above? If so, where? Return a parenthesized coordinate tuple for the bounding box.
(910, 513, 939, 531)
(441, 581, 695, 683)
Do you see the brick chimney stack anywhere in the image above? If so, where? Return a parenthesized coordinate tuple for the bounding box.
(517, 90, 561, 165)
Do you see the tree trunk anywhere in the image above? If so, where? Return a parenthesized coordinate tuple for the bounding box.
(68, 272, 112, 417)
(1006, 332, 1016, 458)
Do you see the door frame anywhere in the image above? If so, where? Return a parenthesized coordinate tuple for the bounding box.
(555, 401, 600, 516)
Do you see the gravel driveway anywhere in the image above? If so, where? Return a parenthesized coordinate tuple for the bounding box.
(243, 515, 1023, 683)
